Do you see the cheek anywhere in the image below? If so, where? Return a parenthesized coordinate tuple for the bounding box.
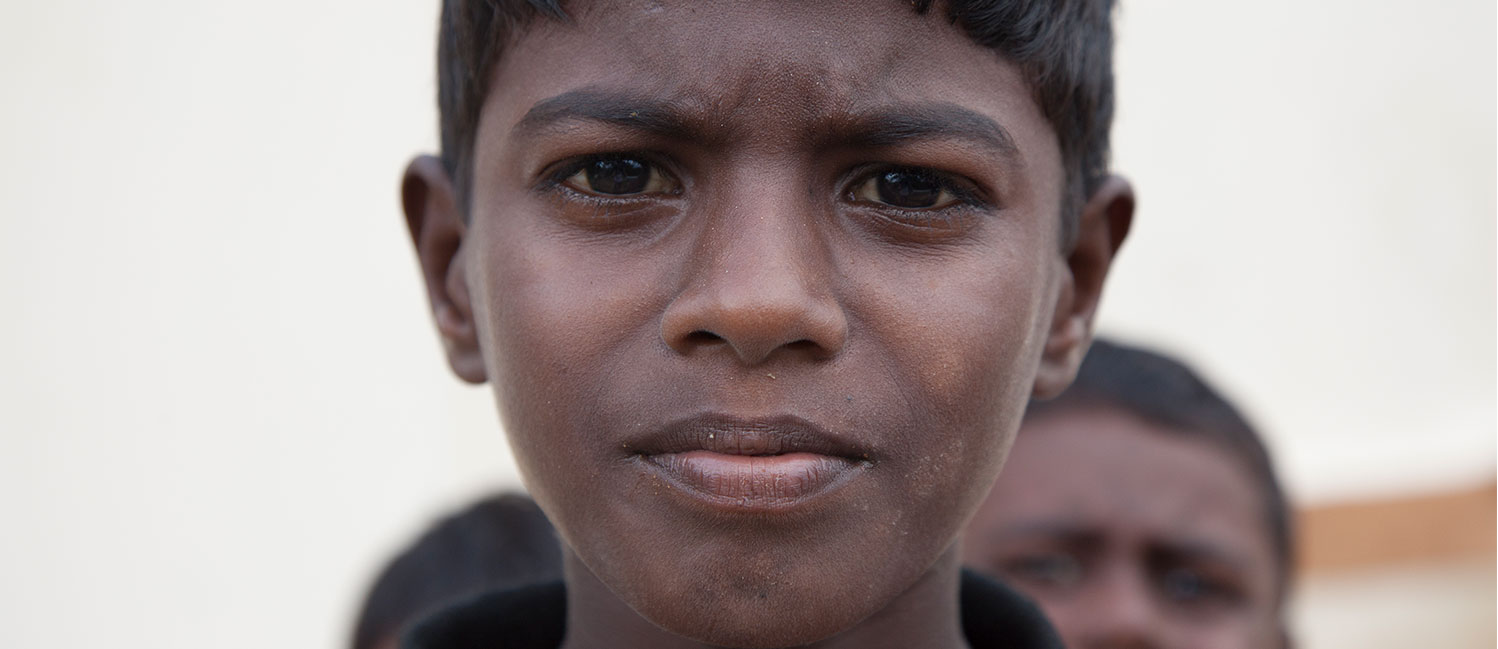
(840, 244, 1060, 531)
(1184, 615, 1282, 649)
(480, 231, 660, 357)
(466, 217, 673, 483)
(854, 243, 1056, 427)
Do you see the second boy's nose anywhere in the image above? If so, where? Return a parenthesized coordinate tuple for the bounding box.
(1071, 564, 1166, 649)
(659, 196, 848, 367)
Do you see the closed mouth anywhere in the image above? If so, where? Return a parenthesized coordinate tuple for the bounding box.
(626, 414, 873, 510)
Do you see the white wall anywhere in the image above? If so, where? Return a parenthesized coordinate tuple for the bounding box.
(1100, 0, 1496, 504)
(0, 2, 520, 646)
(0, 1, 1491, 648)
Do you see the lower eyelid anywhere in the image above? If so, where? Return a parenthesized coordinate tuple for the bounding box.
(857, 202, 988, 233)
(554, 184, 666, 205)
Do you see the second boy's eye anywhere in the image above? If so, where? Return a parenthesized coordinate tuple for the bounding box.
(562, 156, 677, 196)
(1000, 552, 1084, 591)
(1156, 567, 1243, 610)
(851, 168, 963, 210)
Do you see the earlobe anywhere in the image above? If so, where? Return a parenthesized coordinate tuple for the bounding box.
(1032, 175, 1134, 398)
(403, 155, 487, 384)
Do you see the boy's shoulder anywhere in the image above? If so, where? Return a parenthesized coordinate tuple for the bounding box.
(403, 571, 1063, 649)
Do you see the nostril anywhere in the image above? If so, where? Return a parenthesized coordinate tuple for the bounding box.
(684, 330, 724, 345)
(783, 339, 818, 353)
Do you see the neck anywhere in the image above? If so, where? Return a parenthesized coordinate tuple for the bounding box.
(558, 546, 970, 649)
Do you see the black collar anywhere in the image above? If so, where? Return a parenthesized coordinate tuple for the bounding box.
(405, 569, 1061, 649)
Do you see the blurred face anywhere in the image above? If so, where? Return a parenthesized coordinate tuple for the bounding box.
(962, 407, 1283, 649)
(405, 1, 1131, 646)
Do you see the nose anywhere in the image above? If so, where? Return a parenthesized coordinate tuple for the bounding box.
(1072, 564, 1165, 649)
(660, 195, 847, 366)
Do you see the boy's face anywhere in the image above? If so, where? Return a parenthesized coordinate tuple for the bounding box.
(962, 408, 1282, 649)
(406, 1, 1129, 645)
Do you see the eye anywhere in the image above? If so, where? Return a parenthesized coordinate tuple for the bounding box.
(1000, 552, 1084, 591)
(1157, 567, 1243, 609)
(850, 167, 966, 210)
(561, 155, 677, 197)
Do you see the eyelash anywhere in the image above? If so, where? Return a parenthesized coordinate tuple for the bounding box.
(541, 153, 680, 197)
(846, 165, 991, 209)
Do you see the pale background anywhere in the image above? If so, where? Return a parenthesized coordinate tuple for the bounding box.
(0, 1, 1491, 647)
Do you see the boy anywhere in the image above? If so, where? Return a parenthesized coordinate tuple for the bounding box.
(400, 1, 1133, 647)
(963, 340, 1293, 648)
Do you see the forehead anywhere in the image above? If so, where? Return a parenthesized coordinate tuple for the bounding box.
(983, 408, 1274, 560)
(480, 0, 1060, 176)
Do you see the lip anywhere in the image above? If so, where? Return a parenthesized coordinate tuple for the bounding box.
(627, 414, 872, 511)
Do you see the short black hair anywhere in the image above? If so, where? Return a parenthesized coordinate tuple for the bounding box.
(351, 492, 563, 649)
(1026, 339, 1295, 595)
(433, 0, 1117, 246)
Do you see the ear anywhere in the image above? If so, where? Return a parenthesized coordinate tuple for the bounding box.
(1032, 175, 1134, 398)
(403, 155, 487, 384)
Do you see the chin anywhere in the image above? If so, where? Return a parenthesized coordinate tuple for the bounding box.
(608, 529, 944, 649)
(635, 581, 872, 649)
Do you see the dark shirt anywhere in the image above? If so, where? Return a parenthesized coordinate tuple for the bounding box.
(405, 570, 1062, 649)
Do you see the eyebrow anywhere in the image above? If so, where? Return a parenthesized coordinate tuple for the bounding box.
(512, 88, 705, 143)
(995, 520, 1256, 569)
(993, 520, 1101, 546)
(1148, 538, 1253, 570)
(511, 89, 1022, 163)
(829, 103, 1021, 162)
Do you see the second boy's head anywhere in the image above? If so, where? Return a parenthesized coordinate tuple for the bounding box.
(403, 1, 1133, 646)
(963, 340, 1292, 649)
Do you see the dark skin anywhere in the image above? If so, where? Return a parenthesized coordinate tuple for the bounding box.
(962, 407, 1283, 649)
(404, 2, 1132, 647)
